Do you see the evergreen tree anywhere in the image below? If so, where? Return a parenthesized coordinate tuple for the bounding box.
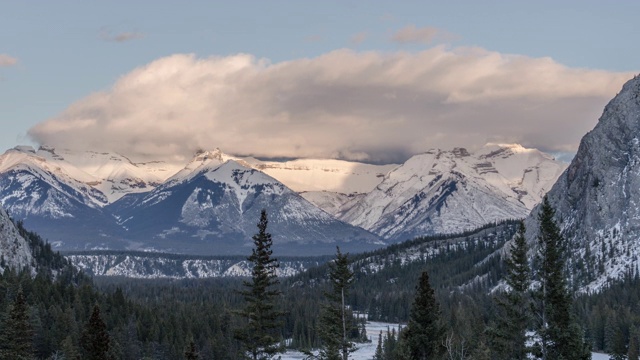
(532, 197, 590, 360)
(373, 331, 384, 360)
(81, 304, 110, 360)
(488, 221, 531, 359)
(402, 270, 445, 360)
(234, 209, 284, 360)
(629, 325, 640, 360)
(0, 287, 34, 360)
(383, 328, 398, 360)
(61, 335, 80, 360)
(318, 247, 356, 360)
(184, 340, 199, 360)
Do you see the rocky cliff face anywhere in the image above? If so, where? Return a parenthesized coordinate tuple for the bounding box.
(0, 207, 35, 273)
(524, 75, 640, 292)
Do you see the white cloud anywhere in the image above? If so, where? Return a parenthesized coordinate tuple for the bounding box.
(0, 54, 18, 67)
(28, 47, 635, 164)
(391, 25, 455, 45)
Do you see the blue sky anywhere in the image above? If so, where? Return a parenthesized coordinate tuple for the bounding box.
(1, 1, 638, 163)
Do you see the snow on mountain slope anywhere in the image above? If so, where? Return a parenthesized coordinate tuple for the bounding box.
(0, 147, 108, 213)
(299, 191, 365, 217)
(0, 207, 35, 273)
(36, 146, 182, 203)
(340, 145, 566, 241)
(108, 158, 382, 255)
(475, 144, 565, 209)
(163, 148, 240, 186)
(240, 158, 396, 215)
(245, 158, 397, 194)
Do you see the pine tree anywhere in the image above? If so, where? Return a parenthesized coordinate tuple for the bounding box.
(488, 221, 531, 359)
(61, 335, 80, 360)
(402, 270, 445, 360)
(629, 325, 640, 360)
(234, 209, 284, 360)
(373, 331, 384, 360)
(533, 197, 590, 360)
(184, 340, 199, 360)
(318, 247, 356, 360)
(0, 287, 34, 360)
(81, 304, 110, 360)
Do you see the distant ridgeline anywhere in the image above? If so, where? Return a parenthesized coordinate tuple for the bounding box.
(65, 219, 519, 280)
(66, 250, 331, 279)
(285, 219, 520, 321)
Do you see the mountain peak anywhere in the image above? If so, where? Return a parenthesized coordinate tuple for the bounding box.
(524, 75, 640, 292)
(452, 147, 470, 157)
(13, 145, 36, 154)
(194, 148, 226, 162)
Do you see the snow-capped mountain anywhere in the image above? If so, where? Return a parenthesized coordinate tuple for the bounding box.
(246, 158, 397, 194)
(0, 147, 130, 248)
(524, 75, 640, 293)
(36, 146, 182, 203)
(339, 145, 566, 241)
(242, 158, 397, 214)
(107, 158, 382, 255)
(0, 146, 109, 209)
(299, 191, 365, 217)
(0, 206, 35, 273)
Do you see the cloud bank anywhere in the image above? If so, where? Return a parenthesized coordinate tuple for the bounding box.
(29, 47, 634, 164)
(0, 54, 18, 66)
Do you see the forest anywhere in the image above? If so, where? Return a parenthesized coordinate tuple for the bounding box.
(0, 205, 639, 359)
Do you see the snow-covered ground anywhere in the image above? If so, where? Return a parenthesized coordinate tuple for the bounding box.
(592, 353, 610, 360)
(281, 320, 611, 360)
(281, 320, 402, 360)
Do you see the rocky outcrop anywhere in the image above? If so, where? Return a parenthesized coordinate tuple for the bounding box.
(0, 207, 35, 273)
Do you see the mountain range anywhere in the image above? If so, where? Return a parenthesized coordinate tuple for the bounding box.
(0, 141, 564, 255)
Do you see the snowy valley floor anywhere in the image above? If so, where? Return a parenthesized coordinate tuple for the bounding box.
(281, 320, 612, 360)
(281, 321, 402, 360)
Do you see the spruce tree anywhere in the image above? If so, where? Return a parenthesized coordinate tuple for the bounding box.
(533, 196, 590, 360)
(373, 331, 384, 360)
(234, 209, 284, 360)
(402, 270, 445, 360)
(61, 335, 80, 360)
(0, 287, 33, 360)
(81, 304, 110, 360)
(488, 221, 531, 359)
(629, 325, 640, 360)
(184, 340, 199, 360)
(318, 247, 356, 360)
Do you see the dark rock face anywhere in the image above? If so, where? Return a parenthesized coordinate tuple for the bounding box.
(525, 75, 640, 292)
